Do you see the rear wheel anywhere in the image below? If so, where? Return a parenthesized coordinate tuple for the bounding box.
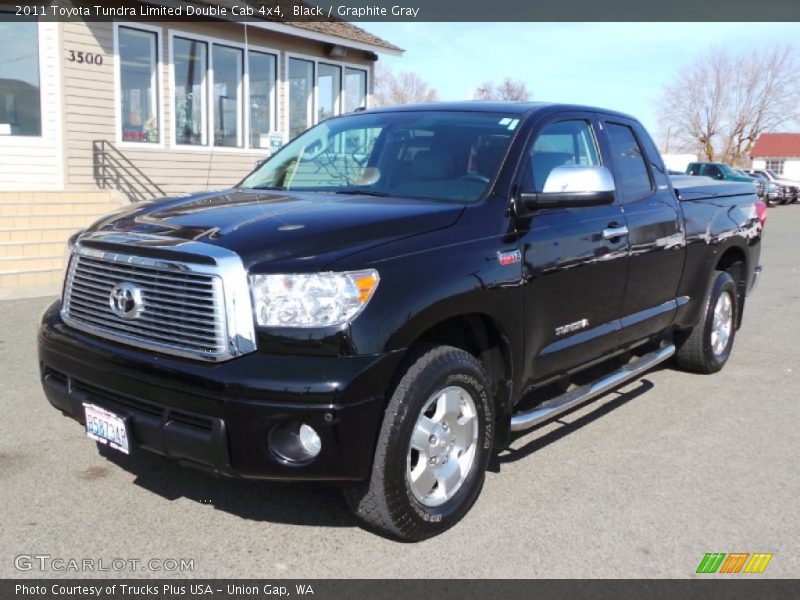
(675, 270, 738, 374)
(344, 345, 494, 541)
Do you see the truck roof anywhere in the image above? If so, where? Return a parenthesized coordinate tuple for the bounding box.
(361, 101, 637, 121)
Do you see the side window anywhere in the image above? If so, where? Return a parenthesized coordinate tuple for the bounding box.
(705, 165, 721, 179)
(605, 123, 652, 203)
(523, 119, 600, 192)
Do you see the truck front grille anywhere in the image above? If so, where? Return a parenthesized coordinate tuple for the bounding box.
(63, 251, 228, 360)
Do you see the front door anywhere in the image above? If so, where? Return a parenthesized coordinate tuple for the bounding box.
(515, 114, 629, 389)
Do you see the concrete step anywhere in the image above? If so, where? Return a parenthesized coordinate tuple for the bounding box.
(0, 240, 66, 257)
(0, 267, 62, 289)
(0, 201, 121, 216)
(0, 192, 113, 204)
(0, 255, 64, 272)
(0, 214, 107, 230)
(0, 227, 78, 243)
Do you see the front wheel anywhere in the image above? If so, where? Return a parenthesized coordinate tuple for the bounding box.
(675, 270, 738, 374)
(344, 345, 494, 541)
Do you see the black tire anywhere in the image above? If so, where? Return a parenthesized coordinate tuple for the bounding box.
(344, 345, 494, 541)
(675, 270, 738, 374)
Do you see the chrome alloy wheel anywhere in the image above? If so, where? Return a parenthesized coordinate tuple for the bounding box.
(711, 290, 734, 356)
(406, 386, 479, 507)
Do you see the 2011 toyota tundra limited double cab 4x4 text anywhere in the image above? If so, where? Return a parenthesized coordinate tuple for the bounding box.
(38, 103, 765, 541)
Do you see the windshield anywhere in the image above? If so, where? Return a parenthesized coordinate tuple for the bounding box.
(239, 111, 521, 203)
(768, 170, 782, 179)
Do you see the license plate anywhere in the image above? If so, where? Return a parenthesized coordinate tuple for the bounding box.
(83, 403, 130, 454)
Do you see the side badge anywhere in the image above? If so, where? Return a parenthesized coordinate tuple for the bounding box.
(497, 249, 522, 266)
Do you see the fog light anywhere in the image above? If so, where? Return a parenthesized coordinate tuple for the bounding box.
(268, 422, 322, 463)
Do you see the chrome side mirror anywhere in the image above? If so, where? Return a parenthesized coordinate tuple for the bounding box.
(519, 165, 616, 210)
(518, 165, 616, 211)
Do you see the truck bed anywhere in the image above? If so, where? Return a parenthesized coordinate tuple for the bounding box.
(671, 175, 757, 202)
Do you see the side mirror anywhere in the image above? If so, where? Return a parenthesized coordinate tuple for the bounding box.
(517, 165, 616, 212)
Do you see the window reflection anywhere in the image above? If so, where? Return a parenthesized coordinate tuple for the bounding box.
(119, 27, 158, 143)
(288, 58, 313, 139)
(317, 63, 341, 122)
(248, 51, 276, 149)
(345, 68, 367, 113)
(213, 45, 242, 147)
(174, 38, 207, 146)
(0, 21, 41, 137)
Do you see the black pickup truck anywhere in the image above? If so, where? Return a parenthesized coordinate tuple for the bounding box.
(38, 102, 764, 541)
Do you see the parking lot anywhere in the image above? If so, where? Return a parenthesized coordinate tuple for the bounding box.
(0, 206, 798, 579)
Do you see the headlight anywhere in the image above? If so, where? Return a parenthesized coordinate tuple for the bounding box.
(249, 270, 379, 328)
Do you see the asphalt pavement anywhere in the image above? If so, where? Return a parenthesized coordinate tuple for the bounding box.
(1, 206, 798, 578)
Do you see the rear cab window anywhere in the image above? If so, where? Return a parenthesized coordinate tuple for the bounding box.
(605, 122, 653, 203)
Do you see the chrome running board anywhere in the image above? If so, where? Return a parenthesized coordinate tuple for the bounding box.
(510, 344, 676, 432)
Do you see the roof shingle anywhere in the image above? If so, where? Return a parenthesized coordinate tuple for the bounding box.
(192, 1, 402, 53)
(751, 133, 800, 158)
(290, 22, 402, 53)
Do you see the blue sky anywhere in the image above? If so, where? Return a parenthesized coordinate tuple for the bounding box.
(361, 22, 799, 136)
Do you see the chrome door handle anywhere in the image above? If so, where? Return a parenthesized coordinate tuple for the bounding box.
(603, 226, 629, 240)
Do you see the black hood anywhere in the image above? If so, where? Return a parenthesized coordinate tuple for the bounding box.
(86, 189, 465, 270)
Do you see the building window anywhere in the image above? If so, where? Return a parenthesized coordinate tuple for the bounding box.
(248, 51, 276, 149)
(118, 27, 159, 144)
(317, 63, 341, 122)
(345, 67, 367, 113)
(213, 45, 243, 147)
(766, 159, 785, 175)
(288, 57, 314, 139)
(0, 20, 41, 137)
(174, 37, 208, 146)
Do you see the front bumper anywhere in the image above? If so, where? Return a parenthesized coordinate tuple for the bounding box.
(38, 301, 403, 482)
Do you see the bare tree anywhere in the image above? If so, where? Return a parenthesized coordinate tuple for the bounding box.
(474, 78, 532, 101)
(656, 44, 800, 164)
(372, 64, 439, 107)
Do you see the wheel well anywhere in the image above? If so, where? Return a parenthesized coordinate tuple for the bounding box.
(715, 246, 747, 327)
(405, 314, 514, 446)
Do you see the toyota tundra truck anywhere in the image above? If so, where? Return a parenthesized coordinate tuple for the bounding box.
(38, 102, 764, 541)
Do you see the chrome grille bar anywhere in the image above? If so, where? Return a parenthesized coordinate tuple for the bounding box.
(61, 237, 257, 362)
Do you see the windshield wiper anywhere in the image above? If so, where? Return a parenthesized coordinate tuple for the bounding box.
(334, 189, 395, 197)
(250, 185, 286, 191)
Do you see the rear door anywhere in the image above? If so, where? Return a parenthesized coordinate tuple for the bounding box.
(598, 117, 686, 346)
(515, 113, 629, 387)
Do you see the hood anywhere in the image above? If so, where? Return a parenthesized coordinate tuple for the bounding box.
(85, 189, 465, 270)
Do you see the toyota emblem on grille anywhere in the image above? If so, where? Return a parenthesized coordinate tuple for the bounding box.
(109, 282, 143, 320)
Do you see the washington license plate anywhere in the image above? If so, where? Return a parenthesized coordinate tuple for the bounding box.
(83, 403, 130, 454)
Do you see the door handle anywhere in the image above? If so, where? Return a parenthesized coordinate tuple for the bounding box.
(603, 225, 629, 240)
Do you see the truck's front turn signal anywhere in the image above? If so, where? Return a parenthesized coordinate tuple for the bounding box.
(355, 271, 380, 304)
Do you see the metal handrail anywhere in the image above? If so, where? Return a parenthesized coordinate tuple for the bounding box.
(92, 140, 166, 202)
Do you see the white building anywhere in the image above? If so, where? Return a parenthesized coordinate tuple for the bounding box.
(750, 133, 800, 180)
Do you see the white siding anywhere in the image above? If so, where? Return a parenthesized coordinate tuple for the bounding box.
(0, 22, 63, 191)
(752, 158, 800, 179)
(61, 20, 375, 200)
(782, 160, 800, 180)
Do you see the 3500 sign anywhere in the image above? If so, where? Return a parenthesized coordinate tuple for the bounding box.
(67, 50, 104, 66)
